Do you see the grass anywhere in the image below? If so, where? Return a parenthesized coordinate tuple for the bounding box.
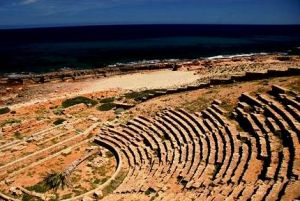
(72, 189, 83, 196)
(53, 106, 64, 115)
(102, 171, 127, 196)
(97, 103, 116, 111)
(93, 178, 101, 184)
(61, 193, 73, 199)
(184, 96, 211, 113)
(53, 118, 66, 125)
(124, 89, 162, 101)
(26, 181, 49, 193)
(14, 131, 23, 139)
(0, 118, 21, 127)
(0, 107, 10, 115)
(62, 96, 97, 108)
(22, 194, 42, 201)
(219, 101, 234, 114)
(99, 97, 115, 103)
(92, 176, 109, 185)
(183, 89, 218, 112)
(42, 172, 68, 191)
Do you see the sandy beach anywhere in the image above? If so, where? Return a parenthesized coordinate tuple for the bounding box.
(80, 70, 199, 92)
(8, 70, 199, 109)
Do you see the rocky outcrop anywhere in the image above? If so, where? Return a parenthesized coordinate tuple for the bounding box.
(0, 63, 175, 85)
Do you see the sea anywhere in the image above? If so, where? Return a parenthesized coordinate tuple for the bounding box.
(0, 24, 299, 74)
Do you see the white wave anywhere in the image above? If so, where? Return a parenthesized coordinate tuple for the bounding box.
(206, 52, 268, 60)
(107, 58, 180, 68)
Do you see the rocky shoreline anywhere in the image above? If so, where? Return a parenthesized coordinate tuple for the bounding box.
(0, 62, 176, 85)
(0, 53, 298, 86)
(0, 53, 299, 107)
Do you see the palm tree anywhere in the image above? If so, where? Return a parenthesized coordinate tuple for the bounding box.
(43, 172, 68, 191)
(43, 148, 101, 191)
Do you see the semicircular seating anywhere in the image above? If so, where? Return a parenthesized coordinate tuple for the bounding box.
(94, 85, 300, 201)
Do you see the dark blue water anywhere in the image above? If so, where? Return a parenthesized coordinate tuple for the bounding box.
(0, 24, 299, 74)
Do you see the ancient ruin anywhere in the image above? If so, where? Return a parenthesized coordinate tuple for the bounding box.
(0, 55, 299, 200)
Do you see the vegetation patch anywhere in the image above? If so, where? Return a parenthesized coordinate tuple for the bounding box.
(61, 193, 73, 199)
(14, 131, 23, 139)
(0, 118, 21, 127)
(53, 118, 66, 125)
(184, 96, 211, 112)
(0, 107, 10, 115)
(62, 96, 97, 108)
(99, 97, 115, 103)
(53, 106, 64, 115)
(102, 171, 127, 196)
(42, 172, 68, 191)
(183, 89, 219, 112)
(124, 89, 163, 101)
(219, 101, 234, 114)
(97, 103, 116, 111)
(26, 182, 49, 193)
(22, 194, 42, 201)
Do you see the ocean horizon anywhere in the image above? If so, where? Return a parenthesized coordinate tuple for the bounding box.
(0, 24, 299, 74)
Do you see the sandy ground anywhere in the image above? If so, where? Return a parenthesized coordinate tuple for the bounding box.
(3, 54, 300, 109)
(81, 70, 199, 92)
(10, 70, 199, 109)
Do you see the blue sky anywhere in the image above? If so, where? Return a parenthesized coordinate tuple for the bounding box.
(0, 0, 300, 28)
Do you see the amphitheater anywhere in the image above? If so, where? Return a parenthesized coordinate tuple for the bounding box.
(0, 63, 300, 200)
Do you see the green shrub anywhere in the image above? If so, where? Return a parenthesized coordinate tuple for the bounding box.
(102, 171, 127, 196)
(27, 182, 49, 193)
(62, 96, 97, 108)
(0, 118, 21, 127)
(14, 131, 23, 139)
(0, 107, 10, 115)
(93, 178, 101, 184)
(62, 193, 73, 199)
(22, 194, 40, 201)
(184, 96, 211, 113)
(124, 89, 162, 101)
(53, 118, 66, 125)
(97, 103, 116, 111)
(53, 107, 64, 115)
(220, 102, 234, 113)
(99, 97, 115, 103)
(43, 172, 67, 191)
